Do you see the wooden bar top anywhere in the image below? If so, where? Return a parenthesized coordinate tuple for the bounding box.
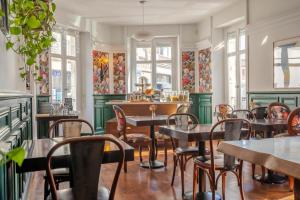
(106, 100, 191, 105)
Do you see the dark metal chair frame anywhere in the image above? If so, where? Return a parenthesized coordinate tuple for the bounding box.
(167, 113, 199, 197)
(46, 136, 124, 200)
(192, 118, 251, 200)
(44, 118, 95, 199)
(113, 105, 152, 172)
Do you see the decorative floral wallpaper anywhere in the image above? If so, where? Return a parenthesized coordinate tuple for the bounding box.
(198, 48, 212, 93)
(39, 51, 50, 94)
(182, 51, 195, 92)
(113, 53, 126, 94)
(93, 50, 110, 94)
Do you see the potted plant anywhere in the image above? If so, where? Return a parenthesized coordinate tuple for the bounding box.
(4, 0, 56, 80)
(0, 143, 25, 166)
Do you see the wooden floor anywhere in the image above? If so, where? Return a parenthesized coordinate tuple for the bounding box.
(27, 150, 293, 200)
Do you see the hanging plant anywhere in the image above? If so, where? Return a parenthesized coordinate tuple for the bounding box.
(5, 0, 56, 80)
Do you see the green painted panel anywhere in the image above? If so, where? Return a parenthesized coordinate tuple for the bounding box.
(93, 95, 126, 134)
(190, 93, 212, 124)
(0, 165, 7, 200)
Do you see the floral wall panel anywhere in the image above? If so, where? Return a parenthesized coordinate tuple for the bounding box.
(113, 53, 126, 94)
(198, 48, 212, 93)
(39, 51, 50, 94)
(93, 50, 110, 94)
(182, 51, 195, 92)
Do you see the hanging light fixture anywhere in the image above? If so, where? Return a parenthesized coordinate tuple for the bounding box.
(132, 0, 154, 42)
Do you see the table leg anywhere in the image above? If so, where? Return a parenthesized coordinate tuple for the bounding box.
(140, 125, 164, 169)
(294, 179, 300, 200)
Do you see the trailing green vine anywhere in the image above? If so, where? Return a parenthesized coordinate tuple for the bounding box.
(5, 0, 56, 80)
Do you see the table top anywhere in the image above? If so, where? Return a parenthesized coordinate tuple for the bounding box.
(250, 119, 287, 126)
(17, 134, 134, 173)
(159, 124, 249, 142)
(106, 101, 190, 105)
(126, 115, 170, 126)
(217, 136, 300, 179)
(36, 114, 78, 121)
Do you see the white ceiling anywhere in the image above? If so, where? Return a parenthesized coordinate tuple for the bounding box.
(56, 0, 239, 25)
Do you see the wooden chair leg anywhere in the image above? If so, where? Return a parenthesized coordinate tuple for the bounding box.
(44, 177, 49, 200)
(289, 176, 294, 192)
(179, 155, 185, 197)
(222, 172, 226, 200)
(238, 161, 245, 200)
(192, 164, 198, 200)
(260, 166, 266, 184)
(164, 140, 168, 167)
(139, 146, 143, 163)
(251, 164, 256, 179)
(171, 155, 177, 186)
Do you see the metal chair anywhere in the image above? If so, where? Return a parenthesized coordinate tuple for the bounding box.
(167, 113, 199, 197)
(155, 104, 191, 167)
(46, 136, 124, 200)
(113, 105, 152, 172)
(215, 104, 234, 121)
(268, 102, 290, 120)
(44, 119, 95, 199)
(231, 109, 254, 120)
(192, 118, 251, 200)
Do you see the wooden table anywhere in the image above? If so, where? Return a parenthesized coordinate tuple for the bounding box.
(17, 134, 134, 173)
(36, 114, 79, 138)
(159, 124, 248, 200)
(126, 115, 171, 169)
(250, 119, 288, 183)
(218, 136, 300, 200)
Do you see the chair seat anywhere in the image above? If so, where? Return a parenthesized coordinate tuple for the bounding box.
(175, 146, 198, 155)
(120, 133, 151, 143)
(55, 186, 110, 200)
(155, 132, 171, 140)
(195, 154, 239, 170)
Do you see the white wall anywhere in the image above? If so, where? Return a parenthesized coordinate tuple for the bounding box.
(247, 1, 300, 91)
(0, 33, 26, 92)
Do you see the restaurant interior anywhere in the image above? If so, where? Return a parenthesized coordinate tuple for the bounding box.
(0, 0, 300, 199)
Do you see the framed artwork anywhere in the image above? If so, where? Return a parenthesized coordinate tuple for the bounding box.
(274, 36, 300, 88)
(93, 50, 110, 94)
(0, 0, 9, 34)
(39, 51, 50, 95)
(182, 51, 195, 92)
(113, 53, 126, 94)
(198, 48, 212, 93)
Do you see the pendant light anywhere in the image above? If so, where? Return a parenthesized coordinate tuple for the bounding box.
(132, 0, 154, 42)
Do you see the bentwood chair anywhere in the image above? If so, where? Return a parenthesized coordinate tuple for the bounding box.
(44, 119, 95, 200)
(113, 105, 152, 172)
(46, 136, 124, 200)
(167, 113, 199, 197)
(155, 104, 191, 167)
(268, 102, 290, 136)
(192, 118, 251, 200)
(215, 104, 234, 121)
(231, 109, 254, 120)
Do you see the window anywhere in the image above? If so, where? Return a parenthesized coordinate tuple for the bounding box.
(226, 29, 247, 109)
(132, 38, 176, 92)
(50, 30, 79, 110)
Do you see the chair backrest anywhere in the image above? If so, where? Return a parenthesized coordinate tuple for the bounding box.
(250, 106, 268, 120)
(231, 109, 254, 120)
(209, 119, 251, 177)
(167, 113, 199, 149)
(176, 104, 190, 114)
(48, 119, 95, 138)
(113, 105, 127, 140)
(287, 107, 300, 135)
(46, 136, 124, 200)
(267, 102, 290, 120)
(215, 104, 233, 121)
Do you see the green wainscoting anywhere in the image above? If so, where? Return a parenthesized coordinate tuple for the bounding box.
(93, 93, 213, 134)
(36, 95, 50, 138)
(190, 93, 213, 124)
(93, 94, 126, 134)
(248, 91, 300, 109)
(0, 92, 32, 200)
